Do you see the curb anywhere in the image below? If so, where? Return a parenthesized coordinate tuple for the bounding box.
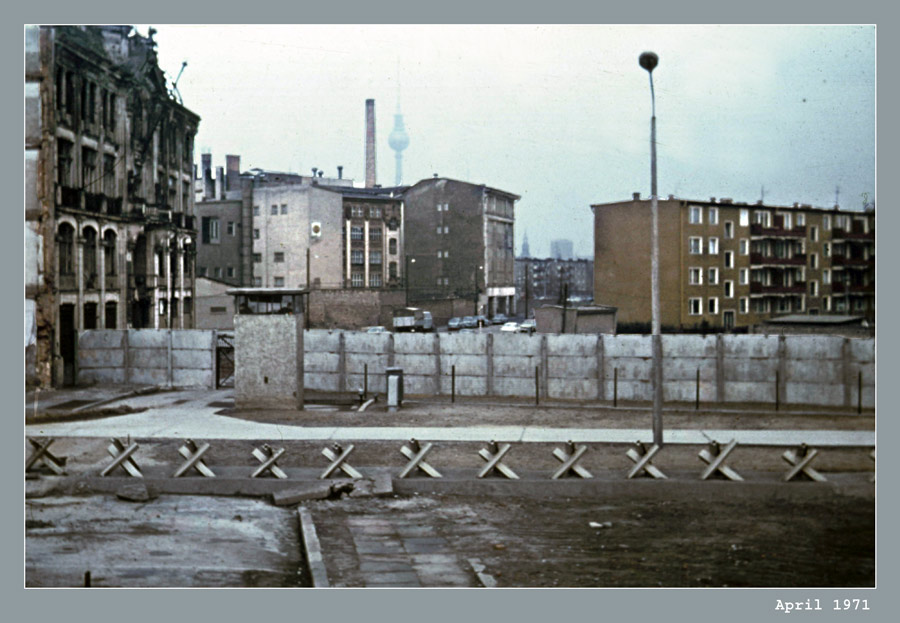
(298, 507, 329, 587)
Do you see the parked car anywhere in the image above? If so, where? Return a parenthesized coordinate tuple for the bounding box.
(475, 315, 489, 328)
(518, 319, 537, 334)
(447, 317, 463, 331)
(461, 316, 477, 329)
(365, 326, 387, 334)
(500, 321, 519, 333)
(492, 313, 508, 325)
(392, 307, 434, 332)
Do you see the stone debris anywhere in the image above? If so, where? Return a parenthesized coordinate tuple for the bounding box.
(115, 483, 155, 502)
(271, 482, 334, 506)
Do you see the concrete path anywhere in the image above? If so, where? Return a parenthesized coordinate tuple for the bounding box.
(26, 408, 875, 447)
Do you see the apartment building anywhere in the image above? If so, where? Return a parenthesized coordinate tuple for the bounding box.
(402, 178, 519, 316)
(515, 257, 594, 316)
(26, 26, 200, 386)
(591, 194, 874, 331)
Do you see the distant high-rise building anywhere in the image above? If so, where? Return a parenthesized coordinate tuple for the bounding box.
(550, 239, 574, 260)
(520, 231, 531, 258)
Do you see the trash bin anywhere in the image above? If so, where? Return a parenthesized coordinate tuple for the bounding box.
(385, 366, 404, 407)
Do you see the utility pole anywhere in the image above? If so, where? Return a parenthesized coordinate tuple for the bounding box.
(561, 282, 568, 334)
(524, 261, 530, 318)
(305, 247, 311, 330)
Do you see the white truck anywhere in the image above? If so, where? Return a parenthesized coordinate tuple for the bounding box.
(392, 307, 434, 333)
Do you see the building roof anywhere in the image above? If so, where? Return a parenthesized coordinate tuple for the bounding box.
(591, 195, 875, 216)
(406, 177, 521, 202)
(764, 314, 866, 325)
(227, 288, 308, 296)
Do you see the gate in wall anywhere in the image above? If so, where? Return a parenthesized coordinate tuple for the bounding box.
(216, 333, 234, 388)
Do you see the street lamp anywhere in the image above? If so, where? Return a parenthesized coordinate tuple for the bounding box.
(640, 50, 664, 448)
(405, 256, 416, 306)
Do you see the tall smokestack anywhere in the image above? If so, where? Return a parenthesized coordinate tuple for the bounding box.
(365, 99, 376, 188)
(202, 153, 213, 200)
(225, 155, 240, 191)
(215, 166, 225, 200)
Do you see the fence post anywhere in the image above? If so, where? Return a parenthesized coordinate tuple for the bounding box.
(614, 367, 618, 407)
(775, 369, 780, 412)
(535, 366, 540, 405)
(858, 370, 863, 414)
(364, 363, 368, 399)
(452, 364, 456, 403)
(433, 333, 441, 397)
(124, 329, 132, 385)
(338, 331, 346, 392)
(596, 334, 605, 401)
(167, 328, 173, 387)
(695, 368, 700, 410)
(486, 333, 494, 397)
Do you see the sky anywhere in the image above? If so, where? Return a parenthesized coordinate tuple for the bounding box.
(144, 24, 875, 259)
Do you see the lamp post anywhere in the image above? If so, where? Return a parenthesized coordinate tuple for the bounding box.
(405, 255, 416, 306)
(640, 50, 664, 448)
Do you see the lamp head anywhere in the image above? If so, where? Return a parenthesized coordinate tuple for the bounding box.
(639, 51, 659, 73)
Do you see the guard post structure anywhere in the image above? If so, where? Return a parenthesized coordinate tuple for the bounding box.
(229, 288, 307, 410)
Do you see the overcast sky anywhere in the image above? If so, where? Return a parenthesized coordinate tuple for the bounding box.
(145, 24, 875, 258)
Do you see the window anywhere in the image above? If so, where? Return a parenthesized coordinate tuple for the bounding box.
(708, 267, 719, 285)
(739, 297, 748, 314)
(253, 229, 260, 240)
(708, 297, 718, 314)
(389, 239, 397, 254)
(810, 253, 818, 269)
(274, 276, 284, 287)
(689, 206, 703, 224)
(351, 250, 364, 265)
(834, 297, 846, 312)
(227, 221, 236, 236)
(369, 227, 382, 242)
(709, 207, 718, 225)
(739, 268, 748, 285)
(369, 250, 382, 265)
(724, 222, 734, 239)
(389, 262, 398, 279)
(370, 273, 382, 287)
(274, 252, 285, 263)
(227, 266, 234, 278)
(253, 277, 262, 287)
(57, 139, 74, 186)
(351, 273, 364, 287)
(253, 253, 261, 263)
(740, 209, 749, 227)
(824, 296, 831, 311)
(436, 277, 443, 286)
(708, 238, 719, 255)
(689, 298, 702, 315)
(724, 281, 733, 298)
(253, 205, 260, 216)
(783, 214, 792, 229)
(689, 268, 703, 285)
(81, 147, 97, 190)
(57, 223, 75, 275)
(823, 269, 831, 285)
(198, 266, 208, 277)
(810, 281, 818, 297)
(271, 205, 278, 215)
(351, 205, 364, 218)
(824, 215, 831, 230)
(824, 243, 831, 258)
(281, 204, 288, 215)
(724, 251, 734, 268)
(739, 239, 749, 255)
(436, 226, 443, 235)
(214, 267, 222, 278)
(351, 226, 363, 240)
(202, 217, 220, 244)
(369, 206, 382, 218)
(444, 226, 449, 234)
(689, 237, 702, 254)
(755, 211, 770, 227)
(809, 226, 818, 242)
(103, 230, 116, 275)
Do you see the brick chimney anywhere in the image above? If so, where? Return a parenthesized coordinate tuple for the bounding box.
(365, 99, 376, 188)
(215, 166, 225, 200)
(201, 153, 213, 200)
(225, 155, 240, 191)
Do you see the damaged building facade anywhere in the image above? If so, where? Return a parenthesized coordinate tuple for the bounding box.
(26, 25, 200, 387)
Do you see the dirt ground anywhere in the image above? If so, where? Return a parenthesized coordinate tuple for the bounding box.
(307, 491, 875, 588)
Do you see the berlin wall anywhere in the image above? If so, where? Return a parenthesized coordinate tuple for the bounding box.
(77, 329, 875, 409)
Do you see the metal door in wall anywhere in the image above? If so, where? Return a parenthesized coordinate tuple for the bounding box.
(216, 333, 234, 388)
(59, 304, 76, 386)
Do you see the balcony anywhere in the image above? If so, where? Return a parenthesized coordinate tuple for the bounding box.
(84, 192, 104, 213)
(750, 252, 807, 266)
(106, 197, 123, 216)
(832, 227, 874, 241)
(750, 281, 806, 295)
(750, 223, 806, 238)
(59, 186, 82, 209)
(831, 254, 872, 268)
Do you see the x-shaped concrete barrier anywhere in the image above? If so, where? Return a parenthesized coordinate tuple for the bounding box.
(320, 444, 363, 479)
(782, 446, 827, 482)
(251, 444, 288, 479)
(173, 439, 215, 478)
(698, 440, 743, 481)
(398, 439, 442, 479)
(100, 438, 143, 478)
(26, 437, 66, 475)
(551, 442, 592, 479)
(626, 442, 667, 479)
(477, 441, 519, 479)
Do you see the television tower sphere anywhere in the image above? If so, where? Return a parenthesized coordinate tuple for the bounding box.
(389, 113, 409, 152)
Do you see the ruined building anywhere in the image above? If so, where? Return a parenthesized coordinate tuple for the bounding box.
(26, 25, 200, 387)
